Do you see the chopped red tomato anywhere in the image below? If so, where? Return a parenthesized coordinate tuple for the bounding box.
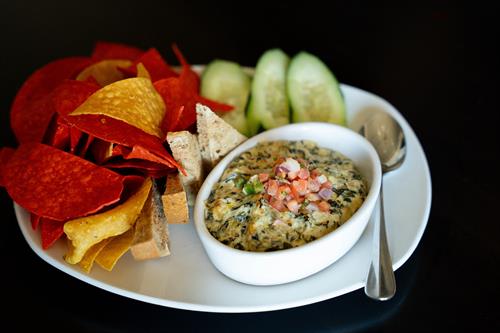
(259, 173, 269, 182)
(308, 178, 321, 192)
(270, 198, 286, 212)
(298, 168, 309, 180)
(286, 199, 300, 214)
(247, 156, 334, 215)
(267, 179, 279, 196)
(318, 201, 331, 212)
(321, 181, 333, 189)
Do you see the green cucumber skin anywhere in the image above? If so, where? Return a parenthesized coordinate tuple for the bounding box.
(251, 49, 290, 129)
(287, 52, 346, 125)
(201, 60, 251, 135)
(245, 97, 261, 136)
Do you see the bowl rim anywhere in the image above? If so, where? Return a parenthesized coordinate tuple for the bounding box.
(193, 122, 382, 259)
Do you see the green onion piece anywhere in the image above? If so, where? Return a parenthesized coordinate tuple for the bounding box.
(243, 182, 256, 195)
(253, 180, 264, 193)
(234, 177, 245, 188)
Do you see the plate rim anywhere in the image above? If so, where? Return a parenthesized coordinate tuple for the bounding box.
(14, 83, 432, 313)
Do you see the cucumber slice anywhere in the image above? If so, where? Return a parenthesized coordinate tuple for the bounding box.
(287, 52, 346, 125)
(201, 60, 251, 135)
(251, 49, 290, 129)
(245, 97, 261, 136)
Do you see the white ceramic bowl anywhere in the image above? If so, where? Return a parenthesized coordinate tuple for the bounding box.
(194, 122, 382, 286)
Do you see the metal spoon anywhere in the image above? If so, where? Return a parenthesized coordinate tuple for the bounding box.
(359, 112, 406, 301)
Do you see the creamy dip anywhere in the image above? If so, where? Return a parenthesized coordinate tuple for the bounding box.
(204, 140, 367, 251)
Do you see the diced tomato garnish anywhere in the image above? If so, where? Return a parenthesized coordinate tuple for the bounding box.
(267, 179, 279, 196)
(286, 199, 300, 214)
(321, 181, 333, 189)
(292, 179, 309, 196)
(259, 173, 269, 182)
(308, 178, 321, 192)
(278, 185, 291, 200)
(306, 193, 321, 201)
(311, 169, 321, 178)
(318, 201, 331, 212)
(298, 168, 309, 180)
(270, 198, 286, 212)
(290, 183, 300, 200)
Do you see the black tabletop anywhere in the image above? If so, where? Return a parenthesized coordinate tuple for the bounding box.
(1, 2, 495, 332)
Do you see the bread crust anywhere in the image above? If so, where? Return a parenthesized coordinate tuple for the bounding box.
(162, 173, 189, 224)
(131, 180, 170, 260)
(166, 131, 203, 205)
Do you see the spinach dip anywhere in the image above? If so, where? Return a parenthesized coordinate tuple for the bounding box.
(204, 140, 367, 252)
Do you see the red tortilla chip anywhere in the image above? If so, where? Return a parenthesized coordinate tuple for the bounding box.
(78, 134, 94, 157)
(140, 169, 173, 178)
(123, 144, 177, 166)
(91, 41, 143, 61)
(121, 175, 147, 201)
(154, 46, 233, 132)
(172, 44, 200, 92)
(4, 143, 125, 221)
(65, 114, 183, 173)
(107, 163, 171, 178)
(121, 48, 177, 82)
(172, 45, 233, 114)
(112, 144, 131, 157)
(40, 218, 66, 249)
(43, 114, 70, 150)
(90, 140, 116, 164)
(52, 79, 101, 116)
(70, 127, 83, 153)
(31, 213, 41, 230)
(10, 57, 92, 143)
(196, 95, 234, 112)
(0, 147, 15, 187)
(154, 77, 185, 132)
(105, 159, 166, 171)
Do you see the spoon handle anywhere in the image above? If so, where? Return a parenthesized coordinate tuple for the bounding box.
(365, 180, 396, 300)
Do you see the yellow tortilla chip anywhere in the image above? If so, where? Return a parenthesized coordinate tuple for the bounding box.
(79, 238, 112, 273)
(95, 228, 135, 271)
(136, 63, 151, 79)
(76, 59, 132, 86)
(64, 178, 152, 264)
(70, 77, 165, 138)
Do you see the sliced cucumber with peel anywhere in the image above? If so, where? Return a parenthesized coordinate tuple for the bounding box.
(287, 52, 346, 125)
(251, 49, 290, 129)
(201, 60, 251, 135)
(245, 97, 261, 136)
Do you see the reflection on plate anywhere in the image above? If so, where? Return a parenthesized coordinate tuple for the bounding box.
(15, 84, 431, 313)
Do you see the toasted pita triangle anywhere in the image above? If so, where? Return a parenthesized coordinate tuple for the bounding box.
(196, 104, 247, 170)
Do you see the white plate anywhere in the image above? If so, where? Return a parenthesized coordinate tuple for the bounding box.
(15, 84, 431, 313)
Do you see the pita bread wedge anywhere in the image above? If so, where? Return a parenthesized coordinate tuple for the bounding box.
(130, 180, 170, 260)
(162, 173, 189, 224)
(166, 131, 202, 205)
(196, 103, 247, 171)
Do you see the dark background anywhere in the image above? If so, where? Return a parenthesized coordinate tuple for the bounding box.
(1, 1, 495, 332)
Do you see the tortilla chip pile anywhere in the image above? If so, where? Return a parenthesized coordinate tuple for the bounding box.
(0, 42, 233, 272)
